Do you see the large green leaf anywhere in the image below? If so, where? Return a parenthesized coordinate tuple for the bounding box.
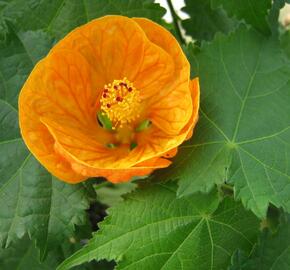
(281, 30, 290, 59)
(57, 183, 259, 270)
(229, 214, 290, 270)
(1, 0, 166, 40)
(182, 0, 237, 41)
(0, 235, 113, 270)
(0, 154, 90, 259)
(158, 26, 290, 218)
(95, 182, 136, 207)
(211, 0, 272, 34)
(251, 215, 290, 270)
(228, 249, 256, 270)
(0, 236, 62, 270)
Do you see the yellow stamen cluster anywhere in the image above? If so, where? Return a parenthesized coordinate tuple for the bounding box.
(100, 78, 141, 130)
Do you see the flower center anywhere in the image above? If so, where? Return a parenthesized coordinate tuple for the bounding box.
(100, 78, 141, 130)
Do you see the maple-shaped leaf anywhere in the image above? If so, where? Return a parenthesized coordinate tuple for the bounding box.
(229, 214, 290, 270)
(1, 0, 166, 40)
(157, 26, 290, 218)
(212, 0, 272, 34)
(57, 183, 259, 270)
(182, 0, 238, 41)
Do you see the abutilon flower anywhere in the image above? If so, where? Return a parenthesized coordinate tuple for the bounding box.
(19, 16, 199, 184)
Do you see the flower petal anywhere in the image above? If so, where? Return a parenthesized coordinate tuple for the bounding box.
(52, 15, 148, 84)
(132, 38, 175, 100)
(54, 140, 171, 183)
(185, 78, 200, 140)
(133, 77, 200, 161)
(18, 58, 91, 183)
(133, 17, 192, 136)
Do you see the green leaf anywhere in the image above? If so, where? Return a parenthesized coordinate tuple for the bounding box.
(158, 26, 290, 218)
(182, 0, 238, 41)
(57, 183, 259, 270)
(228, 249, 257, 270)
(95, 182, 136, 207)
(234, 215, 290, 270)
(0, 235, 113, 270)
(254, 215, 290, 269)
(281, 30, 290, 59)
(0, 28, 53, 107)
(1, 0, 166, 40)
(0, 154, 90, 259)
(0, 236, 63, 270)
(212, 0, 272, 34)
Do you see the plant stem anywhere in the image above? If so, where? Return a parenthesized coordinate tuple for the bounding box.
(166, 0, 185, 44)
(221, 183, 234, 191)
(94, 181, 111, 190)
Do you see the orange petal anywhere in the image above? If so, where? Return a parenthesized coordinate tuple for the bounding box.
(133, 17, 192, 136)
(19, 61, 86, 183)
(54, 140, 171, 183)
(19, 48, 106, 183)
(133, 18, 189, 79)
(133, 77, 199, 162)
(52, 15, 148, 84)
(185, 78, 200, 140)
(132, 38, 175, 100)
(105, 157, 171, 183)
(163, 147, 178, 158)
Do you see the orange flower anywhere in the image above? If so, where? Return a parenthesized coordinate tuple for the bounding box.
(19, 16, 200, 184)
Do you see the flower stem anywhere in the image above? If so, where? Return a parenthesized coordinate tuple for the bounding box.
(166, 0, 185, 45)
(94, 181, 112, 190)
(221, 183, 234, 191)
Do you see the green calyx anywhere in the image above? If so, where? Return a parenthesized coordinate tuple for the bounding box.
(97, 112, 113, 130)
(135, 119, 151, 132)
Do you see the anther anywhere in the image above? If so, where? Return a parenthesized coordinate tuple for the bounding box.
(99, 78, 141, 129)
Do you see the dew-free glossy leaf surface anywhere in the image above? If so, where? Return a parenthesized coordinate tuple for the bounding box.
(281, 30, 290, 59)
(159, 27, 290, 218)
(57, 183, 259, 270)
(1, 0, 166, 40)
(95, 182, 136, 207)
(228, 249, 256, 270)
(254, 215, 290, 269)
(0, 235, 110, 270)
(212, 0, 272, 34)
(0, 236, 62, 270)
(182, 0, 237, 41)
(231, 215, 290, 270)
